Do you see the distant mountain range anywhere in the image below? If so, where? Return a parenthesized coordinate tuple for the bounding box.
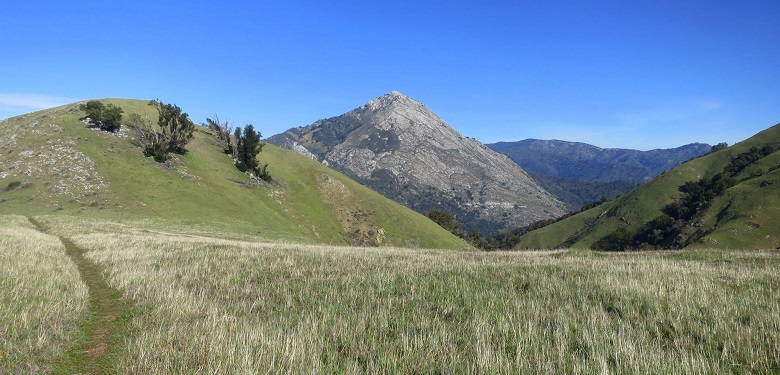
(516, 123, 780, 250)
(268, 92, 567, 235)
(487, 140, 712, 208)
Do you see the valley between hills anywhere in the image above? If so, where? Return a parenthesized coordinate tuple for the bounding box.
(2, 95, 779, 373)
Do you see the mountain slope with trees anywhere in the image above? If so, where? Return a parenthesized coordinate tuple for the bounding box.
(515, 123, 780, 250)
(487, 140, 711, 208)
(0, 99, 468, 249)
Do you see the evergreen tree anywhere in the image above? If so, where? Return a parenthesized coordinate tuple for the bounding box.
(234, 124, 271, 181)
(149, 100, 195, 154)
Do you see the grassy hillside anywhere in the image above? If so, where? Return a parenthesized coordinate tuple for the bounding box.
(516, 123, 780, 250)
(6, 215, 779, 373)
(0, 99, 468, 249)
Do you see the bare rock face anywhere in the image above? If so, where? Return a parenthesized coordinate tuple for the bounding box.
(268, 92, 566, 234)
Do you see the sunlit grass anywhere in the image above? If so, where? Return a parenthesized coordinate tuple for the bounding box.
(0, 215, 88, 373)
(63, 225, 780, 374)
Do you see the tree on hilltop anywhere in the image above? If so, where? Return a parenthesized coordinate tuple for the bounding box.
(80, 100, 124, 132)
(150, 100, 195, 154)
(127, 100, 195, 162)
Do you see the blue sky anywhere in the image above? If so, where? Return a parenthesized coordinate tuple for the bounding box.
(1, 1, 778, 150)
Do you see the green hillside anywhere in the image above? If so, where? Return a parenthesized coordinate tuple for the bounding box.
(0, 99, 468, 249)
(516, 123, 780, 250)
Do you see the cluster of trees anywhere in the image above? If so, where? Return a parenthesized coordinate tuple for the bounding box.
(78, 99, 272, 182)
(127, 100, 195, 162)
(206, 116, 271, 182)
(80, 100, 124, 132)
(724, 145, 778, 176)
(427, 194, 616, 250)
(710, 142, 729, 153)
(488, 196, 612, 250)
(593, 143, 779, 251)
(426, 209, 495, 249)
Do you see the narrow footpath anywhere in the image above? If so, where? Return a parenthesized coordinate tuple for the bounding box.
(27, 217, 134, 375)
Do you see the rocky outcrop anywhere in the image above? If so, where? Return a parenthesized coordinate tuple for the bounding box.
(269, 92, 566, 234)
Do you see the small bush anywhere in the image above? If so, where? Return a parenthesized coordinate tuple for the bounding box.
(6, 181, 22, 191)
(127, 114, 170, 162)
(206, 115, 233, 155)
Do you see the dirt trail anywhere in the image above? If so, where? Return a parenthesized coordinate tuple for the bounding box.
(28, 217, 133, 374)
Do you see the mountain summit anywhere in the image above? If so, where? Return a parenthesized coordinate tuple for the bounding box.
(268, 92, 566, 234)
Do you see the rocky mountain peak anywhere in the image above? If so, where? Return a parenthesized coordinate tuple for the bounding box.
(363, 91, 414, 110)
(268, 93, 567, 234)
(357, 92, 432, 125)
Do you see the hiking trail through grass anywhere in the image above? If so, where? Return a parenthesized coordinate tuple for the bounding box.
(28, 217, 134, 374)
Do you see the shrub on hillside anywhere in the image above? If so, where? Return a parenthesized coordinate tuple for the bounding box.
(127, 114, 168, 162)
(234, 124, 271, 182)
(80, 100, 124, 132)
(205, 115, 234, 155)
(127, 100, 195, 162)
(426, 209, 463, 237)
(150, 100, 195, 155)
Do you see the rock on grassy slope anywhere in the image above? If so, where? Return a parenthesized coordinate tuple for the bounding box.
(516, 123, 780, 250)
(0, 99, 468, 249)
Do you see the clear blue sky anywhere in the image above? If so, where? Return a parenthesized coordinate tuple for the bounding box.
(1, 0, 778, 150)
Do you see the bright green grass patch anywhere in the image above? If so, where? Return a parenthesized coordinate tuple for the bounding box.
(0, 215, 88, 374)
(65, 225, 780, 374)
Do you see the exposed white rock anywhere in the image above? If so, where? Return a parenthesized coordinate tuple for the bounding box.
(291, 142, 318, 160)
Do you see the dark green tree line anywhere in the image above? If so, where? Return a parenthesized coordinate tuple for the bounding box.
(593, 143, 779, 251)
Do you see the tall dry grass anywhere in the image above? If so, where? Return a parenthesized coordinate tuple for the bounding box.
(0, 215, 88, 374)
(66, 228, 780, 374)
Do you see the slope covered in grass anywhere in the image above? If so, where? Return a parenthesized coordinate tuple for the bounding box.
(33, 215, 780, 373)
(516, 123, 780, 250)
(0, 215, 88, 373)
(0, 100, 467, 249)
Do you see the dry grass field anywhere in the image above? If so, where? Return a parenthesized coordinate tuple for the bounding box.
(0, 216, 88, 374)
(4, 214, 780, 373)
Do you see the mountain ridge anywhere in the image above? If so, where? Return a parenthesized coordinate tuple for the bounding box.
(487, 139, 712, 182)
